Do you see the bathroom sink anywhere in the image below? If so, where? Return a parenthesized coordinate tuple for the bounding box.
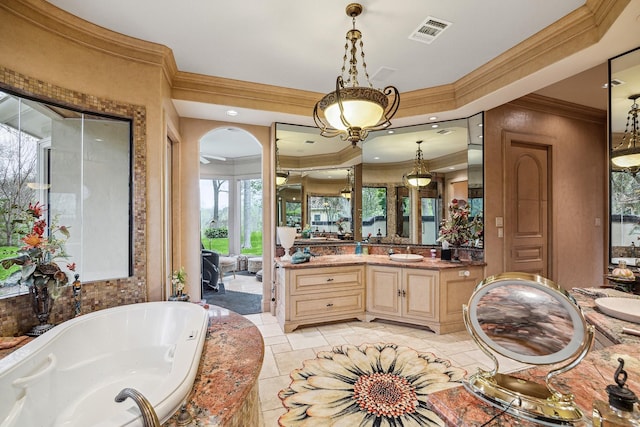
(595, 297, 640, 324)
(389, 253, 424, 262)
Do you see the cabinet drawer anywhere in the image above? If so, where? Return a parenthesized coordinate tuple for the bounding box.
(290, 290, 364, 320)
(291, 266, 363, 294)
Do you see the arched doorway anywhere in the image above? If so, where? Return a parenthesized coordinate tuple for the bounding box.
(199, 127, 264, 314)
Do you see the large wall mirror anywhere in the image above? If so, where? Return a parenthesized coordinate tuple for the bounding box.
(363, 113, 483, 244)
(275, 113, 483, 246)
(610, 46, 640, 266)
(276, 123, 361, 239)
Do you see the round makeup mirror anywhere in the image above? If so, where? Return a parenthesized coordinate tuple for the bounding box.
(463, 272, 594, 425)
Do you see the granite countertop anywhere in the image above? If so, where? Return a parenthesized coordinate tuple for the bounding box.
(277, 254, 484, 270)
(426, 342, 640, 426)
(571, 287, 640, 345)
(425, 289, 640, 426)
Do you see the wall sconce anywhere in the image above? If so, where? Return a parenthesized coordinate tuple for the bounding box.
(313, 3, 400, 146)
(406, 141, 432, 187)
(612, 94, 640, 174)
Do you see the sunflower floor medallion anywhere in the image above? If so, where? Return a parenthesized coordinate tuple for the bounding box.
(278, 343, 466, 426)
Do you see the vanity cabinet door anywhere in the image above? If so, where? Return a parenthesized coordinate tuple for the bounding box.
(367, 265, 402, 316)
(403, 269, 438, 322)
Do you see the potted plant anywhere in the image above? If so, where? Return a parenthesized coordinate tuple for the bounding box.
(169, 267, 190, 301)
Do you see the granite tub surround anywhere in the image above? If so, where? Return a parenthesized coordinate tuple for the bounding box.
(425, 342, 640, 426)
(163, 304, 264, 427)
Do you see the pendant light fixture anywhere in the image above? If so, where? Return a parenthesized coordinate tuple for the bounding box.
(612, 94, 640, 174)
(406, 141, 432, 187)
(275, 140, 289, 186)
(340, 169, 353, 199)
(313, 3, 400, 146)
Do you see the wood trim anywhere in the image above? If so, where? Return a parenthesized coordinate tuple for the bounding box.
(508, 93, 607, 123)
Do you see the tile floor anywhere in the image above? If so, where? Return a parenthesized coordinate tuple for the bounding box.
(221, 271, 532, 426)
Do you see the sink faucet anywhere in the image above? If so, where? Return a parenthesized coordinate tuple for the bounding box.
(407, 246, 411, 254)
(115, 388, 160, 427)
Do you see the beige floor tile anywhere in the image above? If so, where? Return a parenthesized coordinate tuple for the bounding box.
(271, 342, 293, 354)
(262, 407, 286, 427)
(263, 335, 289, 346)
(259, 347, 280, 380)
(258, 323, 285, 338)
(274, 348, 316, 376)
(286, 328, 329, 350)
(259, 374, 291, 412)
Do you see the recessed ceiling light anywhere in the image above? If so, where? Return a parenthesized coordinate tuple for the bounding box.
(479, 135, 483, 139)
(387, 130, 395, 134)
(431, 124, 439, 128)
(448, 167, 455, 170)
(429, 116, 438, 121)
(226, 110, 238, 116)
(374, 156, 380, 160)
(478, 123, 483, 127)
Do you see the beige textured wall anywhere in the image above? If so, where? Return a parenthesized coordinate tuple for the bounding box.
(0, 3, 170, 301)
(483, 97, 608, 288)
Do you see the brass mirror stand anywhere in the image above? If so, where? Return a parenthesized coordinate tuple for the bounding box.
(462, 273, 594, 425)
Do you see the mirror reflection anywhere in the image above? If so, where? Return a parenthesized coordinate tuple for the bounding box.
(275, 113, 483, 246)
(610, 46, 640, 267)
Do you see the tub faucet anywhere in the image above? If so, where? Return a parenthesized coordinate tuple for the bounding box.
(115, 388, 160, 427)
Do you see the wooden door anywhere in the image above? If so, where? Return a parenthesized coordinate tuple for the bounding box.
(506, 140, 550, 276)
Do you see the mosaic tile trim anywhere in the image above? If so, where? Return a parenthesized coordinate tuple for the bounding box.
(0, 66, 148, 337)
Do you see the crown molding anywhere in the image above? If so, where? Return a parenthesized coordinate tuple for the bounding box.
(509, 93, 607, 123)
(2, 0, 626, 119)
(2, 0, 178, 84)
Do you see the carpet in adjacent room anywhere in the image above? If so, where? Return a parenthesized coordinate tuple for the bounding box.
(278, 343, 466, 426)
(202, 282, 262, 315)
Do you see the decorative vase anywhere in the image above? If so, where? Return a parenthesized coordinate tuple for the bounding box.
(27, 284, 54, 336)
(452, 246, 460, 262)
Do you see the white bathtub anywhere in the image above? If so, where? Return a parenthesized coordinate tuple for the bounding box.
(0, 301, 209, 427)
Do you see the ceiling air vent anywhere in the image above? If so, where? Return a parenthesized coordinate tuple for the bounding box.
(610, 78, 625, 87)
(437, 129, 453, 135)
(409, 17, 452, 44)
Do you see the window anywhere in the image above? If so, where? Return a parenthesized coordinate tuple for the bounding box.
(200, 179, 230, 254)
(0, 91, 132, 298)
(362, 187, 387, 237)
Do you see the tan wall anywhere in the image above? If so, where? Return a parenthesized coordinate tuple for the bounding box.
(483, 96, 608, 288)
(0, 2, 171, 306)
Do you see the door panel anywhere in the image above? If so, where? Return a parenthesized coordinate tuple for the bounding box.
(506, 141, 549, 276)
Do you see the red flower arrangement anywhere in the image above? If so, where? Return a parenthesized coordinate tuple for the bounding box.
(1, 202, 76, 297)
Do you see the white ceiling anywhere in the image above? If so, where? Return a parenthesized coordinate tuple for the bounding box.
(45, 0, 640, 158)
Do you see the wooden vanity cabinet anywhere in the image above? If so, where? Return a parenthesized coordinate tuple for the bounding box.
(366, 264, 484, 334)
(277, 265, 365, 333)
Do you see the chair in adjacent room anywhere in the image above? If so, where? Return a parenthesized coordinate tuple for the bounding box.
(201, 245, 220, 292)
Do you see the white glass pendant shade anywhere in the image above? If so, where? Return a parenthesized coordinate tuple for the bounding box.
(407, 175, 431, 187)
(276, 171, 288, 186)
(612, 150, 640, 168)
(324, 97, 384, 130)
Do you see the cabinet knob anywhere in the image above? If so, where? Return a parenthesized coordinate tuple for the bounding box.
(402, 290, 406, 297)
(397, 290, 402, 297)
(326, 303, 334, 307)
(326, 278, 334, 282)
